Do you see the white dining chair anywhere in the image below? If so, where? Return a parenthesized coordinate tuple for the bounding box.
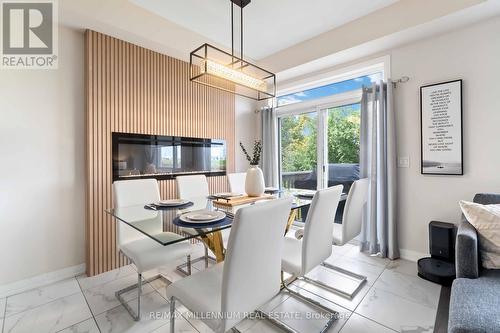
(176, 174, 209, 200)
(293, 178, 369, 299)
(166, 198, 292, 333)
(327, 178, 369, 298)
(277, 185, 343, 331)
(113, 179, 192, 321)
(227, 172, 246, 194)
(175, 175, 217, 274)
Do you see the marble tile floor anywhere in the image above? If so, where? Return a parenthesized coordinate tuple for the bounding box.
(0, 244, 440, 333)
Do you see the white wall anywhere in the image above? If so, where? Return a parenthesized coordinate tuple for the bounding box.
(0, 26, 258, 286)
(234, 96, 259, 172)
(272, 16, 500, 260)
(0, 27, 85, 285)
(391, 17, 500, 259)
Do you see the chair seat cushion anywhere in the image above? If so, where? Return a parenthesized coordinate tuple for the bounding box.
(166, 263, 224, 332)
(282, 237, 303, 275)
(120, 233, 191, 273)
(449, 270, 500, 333)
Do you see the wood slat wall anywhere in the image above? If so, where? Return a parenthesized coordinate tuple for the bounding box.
(85, 30, 235, 276)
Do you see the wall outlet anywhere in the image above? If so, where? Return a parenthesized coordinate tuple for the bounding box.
(398, 156, 410, 168)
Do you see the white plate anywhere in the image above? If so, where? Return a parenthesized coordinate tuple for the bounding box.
(179, 210, 226, 224)
(155, 199, 189, 206)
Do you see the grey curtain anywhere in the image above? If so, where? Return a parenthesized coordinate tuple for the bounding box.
(261, 107, 279, 187)
(359, 81, 399, 259)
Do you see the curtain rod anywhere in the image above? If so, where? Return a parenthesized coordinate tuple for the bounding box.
(392, 76, 410, 88)
(256, 76, 410, 111)
(254, 106, 271, 113)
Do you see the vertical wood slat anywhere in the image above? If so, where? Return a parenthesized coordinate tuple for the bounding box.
(85, 30, 235, 277)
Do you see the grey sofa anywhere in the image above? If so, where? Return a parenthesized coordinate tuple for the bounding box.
(448, 193, 500, 333)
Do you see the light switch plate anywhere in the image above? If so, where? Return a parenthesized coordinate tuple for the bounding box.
(398, 156, 410, 168)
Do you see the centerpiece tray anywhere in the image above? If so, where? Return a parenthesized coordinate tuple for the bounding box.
(212, 194, 275, 207)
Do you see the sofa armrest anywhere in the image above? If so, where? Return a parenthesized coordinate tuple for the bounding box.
(455, 220, 479, 279)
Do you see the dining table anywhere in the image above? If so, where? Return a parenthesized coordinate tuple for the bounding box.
(106, 189, 347, 266)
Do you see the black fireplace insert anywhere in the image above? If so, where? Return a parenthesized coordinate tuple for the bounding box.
(112, 132, 226, 181)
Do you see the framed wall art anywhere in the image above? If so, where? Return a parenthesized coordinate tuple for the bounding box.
(420, 79, 463, 175)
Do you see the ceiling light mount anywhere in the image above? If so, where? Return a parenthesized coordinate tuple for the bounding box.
(230, 0, 251, 9)
(189, 0, 276, 100)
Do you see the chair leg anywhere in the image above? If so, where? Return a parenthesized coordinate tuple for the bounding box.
(137, 273, 142, 318)
(115, 273, 171, 321)
(204, 247, 209, 268)
(259, 273, 339, 333)
(170, 296, 176, 332)
(176, 248, 216, 276)
(302, 262, 367, 300)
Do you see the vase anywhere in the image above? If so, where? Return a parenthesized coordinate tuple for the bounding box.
(245, 165, 265, 197)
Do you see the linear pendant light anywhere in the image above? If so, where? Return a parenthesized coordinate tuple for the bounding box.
(189, 0, 276, 100)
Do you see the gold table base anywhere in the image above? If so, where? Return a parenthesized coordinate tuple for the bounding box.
(200, 208, 300, 263)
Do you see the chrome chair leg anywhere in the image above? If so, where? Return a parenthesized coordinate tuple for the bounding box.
(255, 310, 301, 333)
(204, 247, 209, 268)
(170, 296, 176, 332)
(305, 262, 368, 300)
(115, 273, 171, 321)
(176, 251, 216, 276)
(261, 274, 339, 333)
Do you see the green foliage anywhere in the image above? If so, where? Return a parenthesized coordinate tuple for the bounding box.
(327, 105, 360, 164)
(280, 105, 360, 173)
(240, 140, 262, 165)
(281, 114, 317, 172)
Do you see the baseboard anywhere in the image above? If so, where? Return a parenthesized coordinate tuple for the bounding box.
(0, 263, 86, 298)
(399, 248, 428, 262)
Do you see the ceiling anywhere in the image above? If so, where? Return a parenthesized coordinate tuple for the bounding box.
(60, 0, 497, 81)
(129, 0, 399, 60)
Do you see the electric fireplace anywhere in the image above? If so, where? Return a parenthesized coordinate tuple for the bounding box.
(112, 132, 227, 181)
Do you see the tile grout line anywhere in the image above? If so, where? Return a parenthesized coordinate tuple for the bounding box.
(376, 268, 442, 307)
(142, 273, 205, 333)
(2, 289, 84, 320)
(349, 312, 399, 333)
(351, 265, 433, 333)
(370, 268, 441, 311)
(75, 276, 102, 333)
(370, 285, 441, 311)
(351, 263, 385, 314)
(349, 266, 393, 331)
(2, 297, 6, 333)
(1, 275, 83, 299)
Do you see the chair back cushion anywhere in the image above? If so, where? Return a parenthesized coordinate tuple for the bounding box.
(176, 175, 209, 200)
(301, 185, 343, 275)
(112, 179, 161, 246)
(221, 198, 292, 331)
(338, 178, 369, 245)
(227, 172, 246, 194)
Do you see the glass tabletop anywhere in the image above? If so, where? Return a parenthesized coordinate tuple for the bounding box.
(105, 191, 315, 247)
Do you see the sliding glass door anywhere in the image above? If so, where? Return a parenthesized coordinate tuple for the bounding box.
(326, 103, 361, 193)
(279, 111, 318, 190)
(278, 102, 361, 193)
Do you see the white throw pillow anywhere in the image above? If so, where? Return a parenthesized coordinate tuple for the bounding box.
(459, 200, 500, 269)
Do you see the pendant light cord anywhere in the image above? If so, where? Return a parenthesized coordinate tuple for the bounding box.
(240, 4, 243, 62)
(229, 1, 245, 65)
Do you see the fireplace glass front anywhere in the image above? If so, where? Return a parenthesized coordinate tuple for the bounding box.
(112, 132, 226, 181)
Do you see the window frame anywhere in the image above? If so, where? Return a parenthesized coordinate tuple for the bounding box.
(276, 57, 389, 190)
